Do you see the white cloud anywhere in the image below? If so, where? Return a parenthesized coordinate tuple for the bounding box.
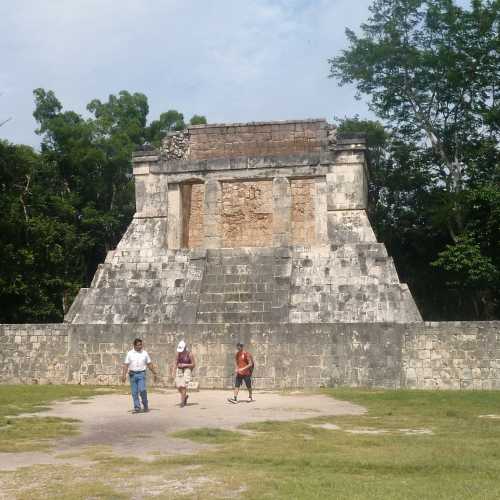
(1, 0, 379, 146)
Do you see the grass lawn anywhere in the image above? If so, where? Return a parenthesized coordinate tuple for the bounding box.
(0, 385, 121, 452)
(1, 387, 500, 499)
(166, 388, 500, 499)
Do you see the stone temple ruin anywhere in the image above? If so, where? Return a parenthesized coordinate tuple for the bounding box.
(66, 119, 421, 325)
(2, 120, 499, 390)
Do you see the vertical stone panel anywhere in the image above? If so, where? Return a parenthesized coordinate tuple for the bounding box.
(314, 177, 328, 244)
(326, 162, 367, 211)
(203, 179, 222, 249)
(272, 177, 291, 247)
(222, 180, 273, 247)
(167, 184, 182, 249)
(291, 178, 316, 245)
(181, 183, 205, 248)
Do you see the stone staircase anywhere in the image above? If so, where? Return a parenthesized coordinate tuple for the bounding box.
(66, 243, 421, 324)
(195, 248, 290, 323)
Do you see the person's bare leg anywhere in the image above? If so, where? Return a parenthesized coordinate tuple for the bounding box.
(233, 387, 239, 399)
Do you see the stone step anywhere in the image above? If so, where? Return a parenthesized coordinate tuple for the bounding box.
(289, 283, 421, 323)
(70, 244, 421, 324)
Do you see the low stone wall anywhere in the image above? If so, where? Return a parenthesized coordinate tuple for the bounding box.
(402, 322, 500, 389)
(1, 322, 499, 389)
(0, 324, 68, 384)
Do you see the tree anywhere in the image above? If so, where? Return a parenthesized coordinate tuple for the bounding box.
(0, 140, 85, 321)
(145, 111, 207, 146)
(145, 110, 185, 146)
(330, 0, 499, 241)
(189, 115, 207, 126)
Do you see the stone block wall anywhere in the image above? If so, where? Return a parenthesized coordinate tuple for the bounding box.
(402, 322, 500, 389)
(1, 322, 499, 389)
(0, 324, 68, 384)
(186, 120, 326, 160)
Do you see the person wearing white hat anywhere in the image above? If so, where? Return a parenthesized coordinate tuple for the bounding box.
(172, 340, 195, 407)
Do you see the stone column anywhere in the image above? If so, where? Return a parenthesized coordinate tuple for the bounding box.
(203, 179, 222, 249)
(272, 177, 292, 247)
(326, 136, 376, 243)
(167, 183, 182, 249)
(314, 177, 328, 244)
(132, 152, 167, 218)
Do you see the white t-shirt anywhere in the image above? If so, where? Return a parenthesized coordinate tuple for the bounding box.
(124, 349, 151, 372)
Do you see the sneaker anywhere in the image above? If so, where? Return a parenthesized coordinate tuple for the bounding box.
(142, 407, 150, 413)
(227, 397, 238, 404)
(132, 408, 141, 414)
(246, 398, 254, 403)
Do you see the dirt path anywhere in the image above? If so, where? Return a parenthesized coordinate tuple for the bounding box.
(0, 390, 365, 471)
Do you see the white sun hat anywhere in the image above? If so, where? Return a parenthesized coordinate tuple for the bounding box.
(176, 340, 186, 352)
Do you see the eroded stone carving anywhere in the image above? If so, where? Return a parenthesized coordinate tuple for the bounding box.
(161, 130, 190, 160)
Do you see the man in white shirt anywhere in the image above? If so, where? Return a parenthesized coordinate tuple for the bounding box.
(121, 338, 158, 413)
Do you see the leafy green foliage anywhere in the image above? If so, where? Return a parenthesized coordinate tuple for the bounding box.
(189, 114, 208, 126)
(432, 234, 498, 288)
(330, 0, 499, 198)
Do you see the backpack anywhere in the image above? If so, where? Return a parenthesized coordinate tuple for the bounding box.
(246, 352, 255, 375)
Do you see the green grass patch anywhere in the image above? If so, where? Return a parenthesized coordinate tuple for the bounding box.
(172, 427, 242, 444)
(0, 384, 122, 453)
(0, 416, 79, 452)
(0, 384, 121, 418)
(168, 389, 500, 499)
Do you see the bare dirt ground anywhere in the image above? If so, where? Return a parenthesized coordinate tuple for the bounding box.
(0, 390, 365, 471)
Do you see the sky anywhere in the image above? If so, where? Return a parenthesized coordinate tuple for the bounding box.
(0, 0, 470, 147)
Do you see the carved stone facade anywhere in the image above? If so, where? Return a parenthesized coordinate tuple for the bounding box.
(65, 119, 422, 324)
(221, 180, 273, 248)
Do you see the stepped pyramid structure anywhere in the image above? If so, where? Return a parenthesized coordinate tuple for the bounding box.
(66, 119, 422, 325)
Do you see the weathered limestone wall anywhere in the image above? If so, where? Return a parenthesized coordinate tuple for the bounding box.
(0, 324, 68, 384)
(402, 322, 500, 389)
(1, 322, 499, 389)
(186, 120, 326, 160)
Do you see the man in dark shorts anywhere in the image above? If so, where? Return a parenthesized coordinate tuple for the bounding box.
(228, 342, 254, 403)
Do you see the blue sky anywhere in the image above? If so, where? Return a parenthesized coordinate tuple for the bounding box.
(0, 0, 470, 147)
